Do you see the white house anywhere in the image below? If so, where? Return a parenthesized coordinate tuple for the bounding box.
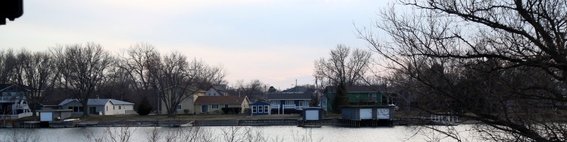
(159, 90, 206, 115)
(0, 84, 33, 119)
(59, 99, 135, 116)
(194, 96, 249, 114)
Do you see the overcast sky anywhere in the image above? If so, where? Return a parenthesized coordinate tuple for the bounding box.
(0, 0, 395, 89)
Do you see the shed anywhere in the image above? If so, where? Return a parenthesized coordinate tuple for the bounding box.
(302, 107, 323, 121)
(250, 101, 271, 115)
(38, 109, 73, 122)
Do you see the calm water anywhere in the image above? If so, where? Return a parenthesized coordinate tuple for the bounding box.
(0, 125, 482, 142)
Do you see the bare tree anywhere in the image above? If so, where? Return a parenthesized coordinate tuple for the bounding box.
(314, 45, 372, 112)
(149, 52, 225, 117)
(123, 44, 160, 93)
(105, 127, 135, 142)
(0, 49, 18, 83)
(12, 50, 59, 116)
(54, 43, 113, 117)
(363, 0, 567, 141)
(229, 79, 269, 100)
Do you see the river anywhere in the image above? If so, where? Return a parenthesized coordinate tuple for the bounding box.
(0, 125, 482, 142)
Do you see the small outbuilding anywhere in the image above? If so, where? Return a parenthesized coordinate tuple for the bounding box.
(340, 105, 395, 127)
(341, 106, 394, 120)
(250, 101, 271, 115)
(38, 109, 73, 122)
(302, 107, 324, 121)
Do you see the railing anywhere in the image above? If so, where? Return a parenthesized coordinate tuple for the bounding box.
(0, 96, 15, 102)
(0, 113, 32, 120)
(270, 105, 309, 110)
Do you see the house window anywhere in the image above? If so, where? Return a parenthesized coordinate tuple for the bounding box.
(212, 104, 219, 109)
(177, 104, 182, 110)
(258, 106, 263, 113)
(252, 106, 257, 113)
(113, 106, 115, 110)
(119, 106, 121, 110)
(286, 100, 294, 105)
(70, 106, 80, 112)
(264, 106, 269, 113)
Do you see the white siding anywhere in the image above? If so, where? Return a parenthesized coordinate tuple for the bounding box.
(377, 108, 390, 119)
(40, 112, 53, 122)
(305, 110, 319, 120)
(360, 108, 373, 119)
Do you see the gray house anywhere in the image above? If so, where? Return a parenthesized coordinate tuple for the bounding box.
(0, 84, 33, 119)
(267, 93, 312, 114)
(59, 99, 135, 116)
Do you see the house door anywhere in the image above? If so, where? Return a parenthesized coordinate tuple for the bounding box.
(201, 105, 208, 113)
(89, 107, 97, 114)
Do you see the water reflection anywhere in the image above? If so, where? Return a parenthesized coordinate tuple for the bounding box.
(0, 125, 479, 142)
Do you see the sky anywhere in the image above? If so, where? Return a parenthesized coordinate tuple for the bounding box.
(0, 0, 395, 89)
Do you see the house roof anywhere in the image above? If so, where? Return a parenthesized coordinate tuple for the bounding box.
(211, 85, 227, 91)
(207, 85, 229, 95)
(0, 84, 13, 90)
(250, 101, 270, 105)
(282, 86, 315, 94)
(266, 93, 312, 100)
(0, 84, 33, 93)
(324, 85, 386, 93)
(194, 96, 247, 105)
(59, 99, 134, 106)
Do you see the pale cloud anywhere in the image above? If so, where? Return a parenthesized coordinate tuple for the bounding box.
(0, 0, 394, 89)
(153, 43, 321, 87)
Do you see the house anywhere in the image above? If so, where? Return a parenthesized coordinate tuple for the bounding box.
(194, 96, 249, 114)
(324, 85, 390, 112)
(160, 89, 205, 115)
(205, 85, 228, 96)
(0, 84, 33, 119)
(58, 99, 135, 116)
(250, 101, 271, 115)
(267, 92, 312, 114)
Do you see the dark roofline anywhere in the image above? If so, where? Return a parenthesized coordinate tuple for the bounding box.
(324, 85, 386, 93)
(0, 83, 35, 92)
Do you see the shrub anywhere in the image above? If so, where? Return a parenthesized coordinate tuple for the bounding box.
(136, 96, 153, 115)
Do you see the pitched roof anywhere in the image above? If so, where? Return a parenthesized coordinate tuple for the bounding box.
(266, 93, 312, 100)
(324, 85, 386, 93)
(194, 96, 246, 105)
(59, 99, 134, 106)
(250, 101, 270, 105)
(0, 84, 13, 90)
(282, 86, 318, 94)
(211, 85, 227, 91)
(0, 84, 33, 93)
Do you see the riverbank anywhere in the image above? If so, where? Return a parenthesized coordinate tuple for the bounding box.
(2, 113, 462, 128)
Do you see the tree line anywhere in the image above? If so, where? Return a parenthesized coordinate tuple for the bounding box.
(0, 43, 225, 117)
